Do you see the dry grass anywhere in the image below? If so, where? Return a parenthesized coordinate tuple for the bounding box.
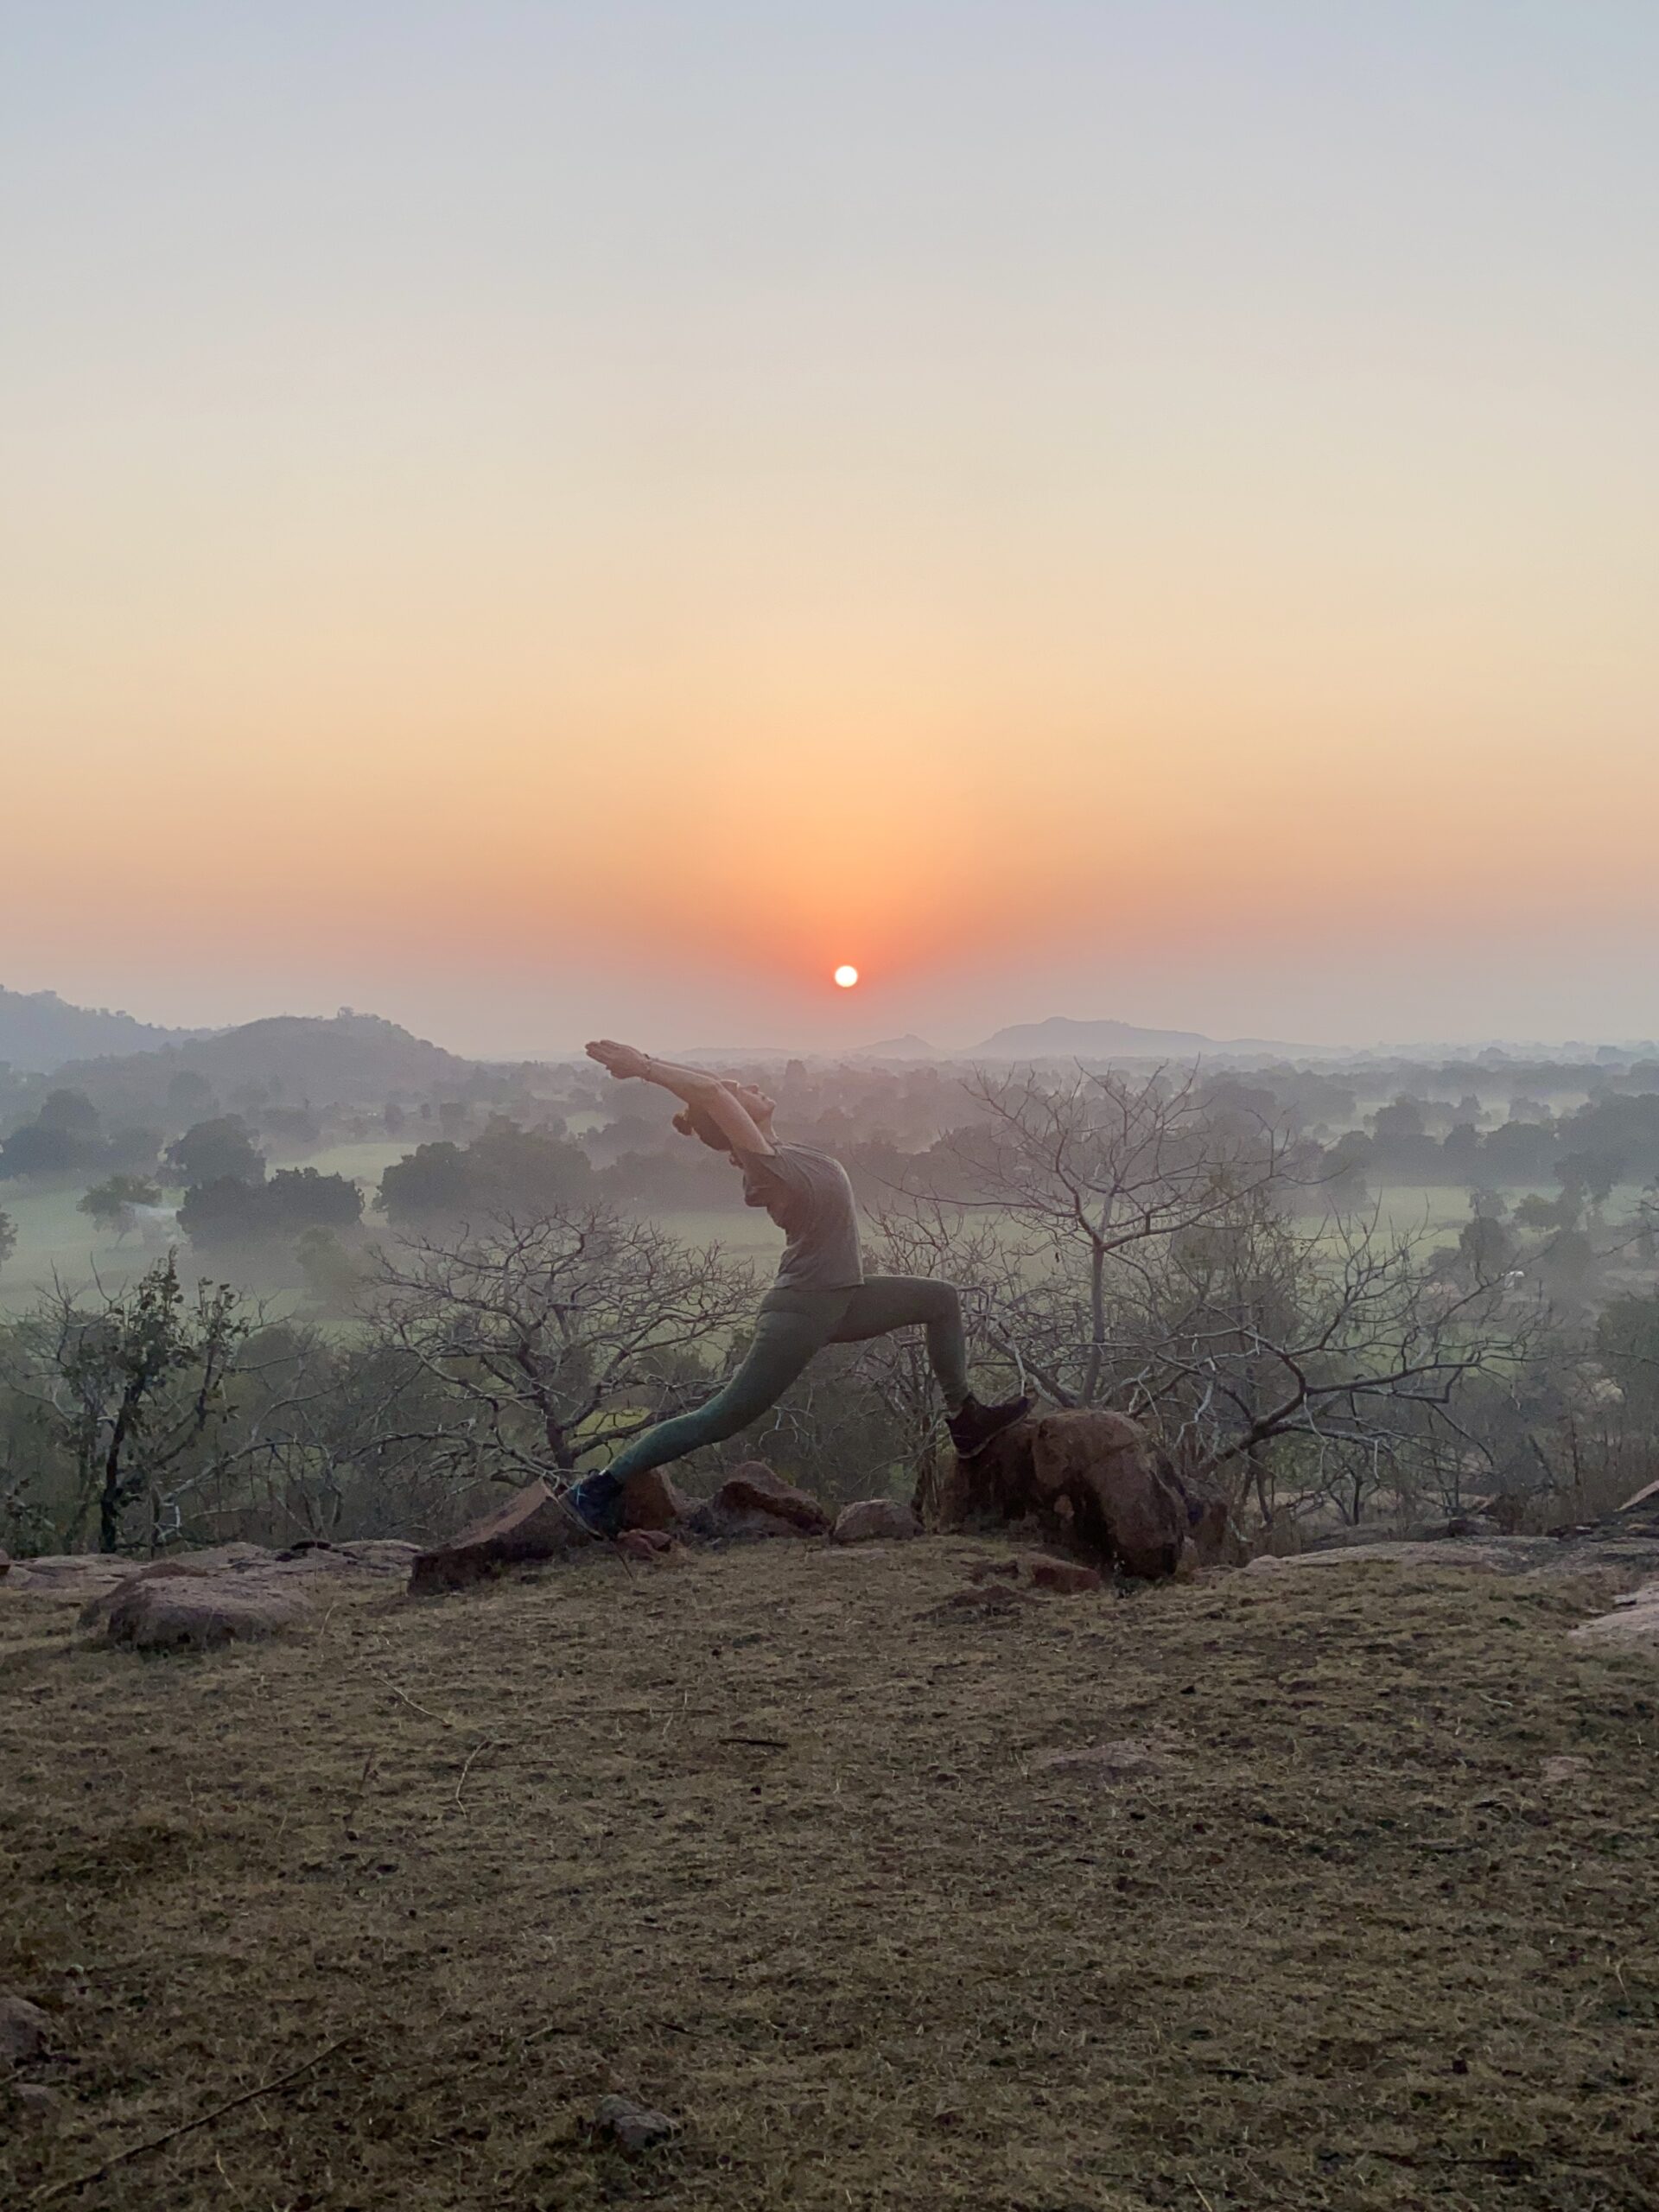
(3, 1541, 1656, 2211)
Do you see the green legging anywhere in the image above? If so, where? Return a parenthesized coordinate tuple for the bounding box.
(573, 1276, 969, 1516)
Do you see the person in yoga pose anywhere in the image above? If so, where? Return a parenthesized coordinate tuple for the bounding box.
(565, 1039, 1029, 1535)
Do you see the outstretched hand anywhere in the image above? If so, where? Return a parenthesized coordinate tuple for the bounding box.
(586, 1039, 652, 1081)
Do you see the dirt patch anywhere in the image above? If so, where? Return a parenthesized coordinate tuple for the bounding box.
(3, 1546, 1656, 2210)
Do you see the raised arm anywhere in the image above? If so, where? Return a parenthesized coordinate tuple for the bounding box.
(585, 1039, 775, 1154)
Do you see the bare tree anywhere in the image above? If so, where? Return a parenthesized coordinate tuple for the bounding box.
(931, 1064, 1298, 1405)
(893, 1068, 1535, 1539)
(1108, 1198, 1535, 1528)
(365, 1204, 759, 1482)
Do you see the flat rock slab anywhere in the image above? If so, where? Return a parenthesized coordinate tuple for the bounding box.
(6, 1539, 419, 1605)
(1251, 1538, 1569, 1576)
(1252, 1534, 1659, 1580)
(274, 1539, 423, 1576)
(2, 1554, 149, 1601)
(1570, 1575, 1659, 1651)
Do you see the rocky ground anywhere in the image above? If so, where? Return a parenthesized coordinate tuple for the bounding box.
(3, 1523, 1657, 2210)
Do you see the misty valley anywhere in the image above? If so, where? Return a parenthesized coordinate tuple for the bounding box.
(2, 991, 1656, 1557)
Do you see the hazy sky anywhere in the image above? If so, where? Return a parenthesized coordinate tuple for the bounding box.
(4, 2, 1656, 1055)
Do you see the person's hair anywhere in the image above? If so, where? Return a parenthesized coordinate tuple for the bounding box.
(672, 1103, 731, 1151)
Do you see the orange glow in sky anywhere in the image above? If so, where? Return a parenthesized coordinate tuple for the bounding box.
(4, 7, 1658, 1053)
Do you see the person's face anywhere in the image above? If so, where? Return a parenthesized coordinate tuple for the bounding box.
(731, 1084, 776, 1135)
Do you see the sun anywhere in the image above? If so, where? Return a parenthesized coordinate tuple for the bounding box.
(833, 963, 860, 988)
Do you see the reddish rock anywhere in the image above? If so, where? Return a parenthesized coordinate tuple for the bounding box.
(615, 1529, 675, 1562)
(409, 1481, 595, 1594)
(712, 1464, 831, 1535)
(620, 1468, 694, 1533)
(831, 1499, 922, 1544)
(941, 1410, 1185, 1579)
(100, 1573, 310, 1652)
(1024, 1555, 1103, 1595)
(1, 1993, 52, 2063)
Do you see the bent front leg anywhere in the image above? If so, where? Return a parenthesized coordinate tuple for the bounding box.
(829, 1275, 970, 1412)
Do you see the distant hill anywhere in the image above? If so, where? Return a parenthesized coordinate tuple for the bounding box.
(53, 1010, 472, 1117)
(968, 1015, 1304, 1060)
(0, 985, 202, 1073)
(850, 1034, 939, 1062)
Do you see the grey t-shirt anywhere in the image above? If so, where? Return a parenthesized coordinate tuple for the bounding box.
(738, 1141, 864, 1293)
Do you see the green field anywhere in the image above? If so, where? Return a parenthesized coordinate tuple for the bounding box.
(3, 1165, 1644, 1322)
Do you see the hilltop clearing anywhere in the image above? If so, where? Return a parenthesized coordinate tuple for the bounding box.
(3, 1536, 1656, 2210)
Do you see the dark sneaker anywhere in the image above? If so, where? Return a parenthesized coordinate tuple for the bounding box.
(946, 1393, 1032, 1459)
(562, 1477, 622, 1540)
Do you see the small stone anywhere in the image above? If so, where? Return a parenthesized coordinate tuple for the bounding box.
(592, 2093, 678, 2152)
(11, 2082, 58, 2120)
(965, 1558, 1021, 1583)
(831, 1499, 922, 1544)
(615, 1529, 674, 1562)
(1539, 1754, 1592, 1784)
(0, 1993, 52, 2063)
(1024, 1555, 1103, 1595)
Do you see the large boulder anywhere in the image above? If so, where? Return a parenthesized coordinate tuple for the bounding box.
(409, 1480, 594, 1594)
(100, 1573, 310, 1651)
(939, 1409, 1185, 1579)
(831, 1499, 922, 1544)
